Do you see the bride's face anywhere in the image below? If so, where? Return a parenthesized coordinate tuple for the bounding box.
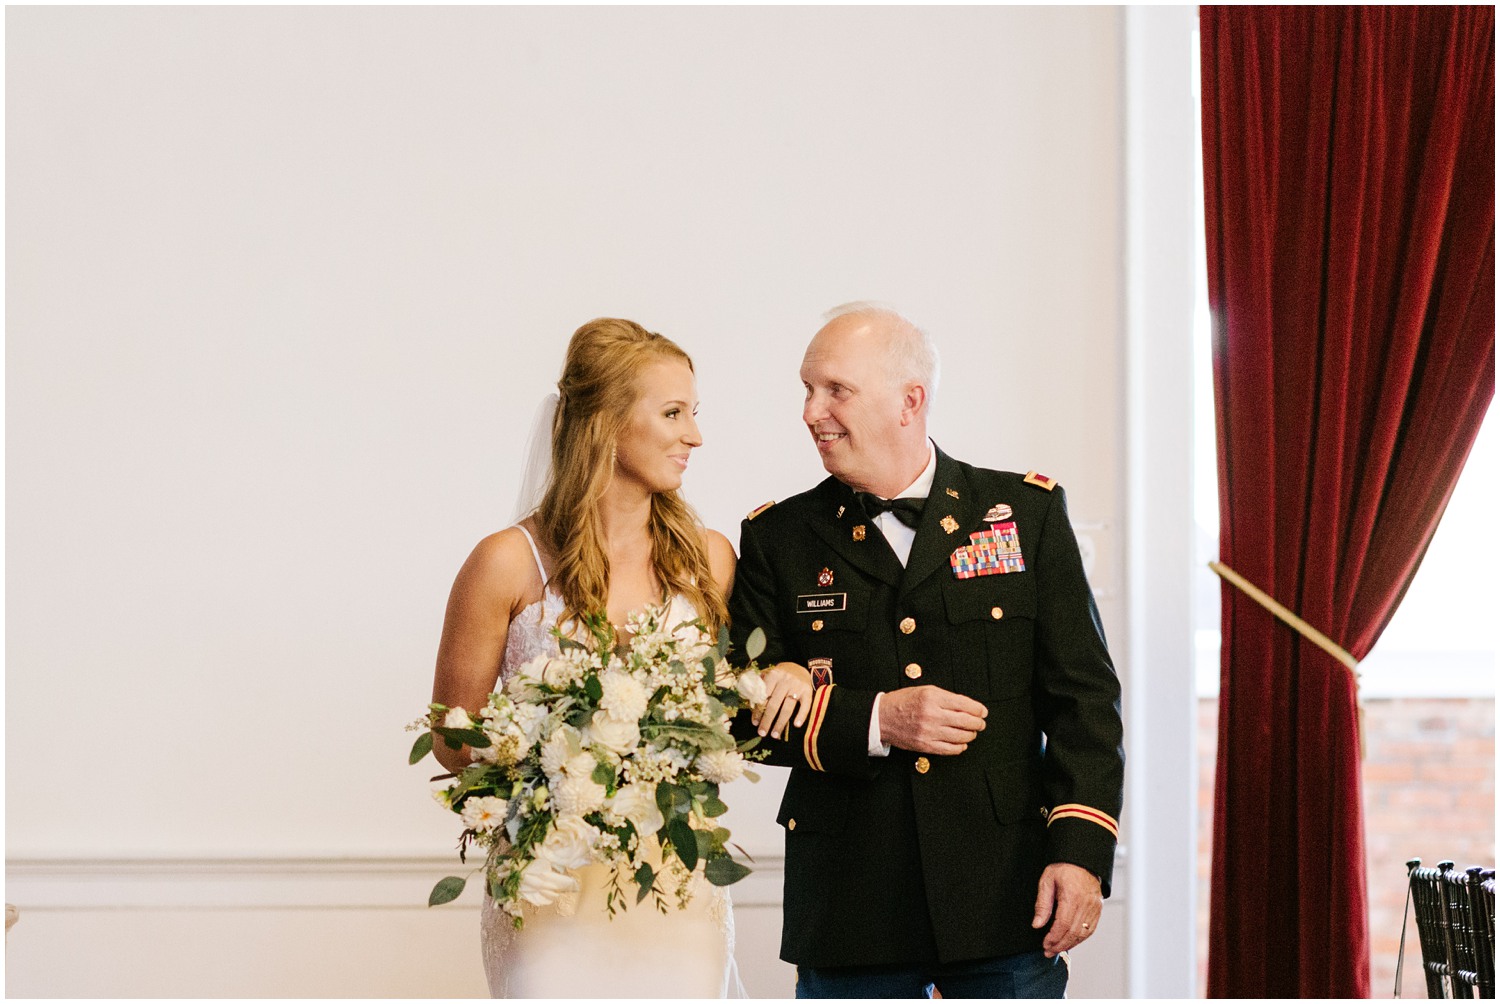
(614, 358, 702, 493)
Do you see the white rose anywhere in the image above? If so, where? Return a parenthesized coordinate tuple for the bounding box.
(736, 671, 768, 707)
(598, 669, 649, 723)
(515, 859, 579, 908)
(459, 795, 508, 831)
(586, 710, 641, 757)
(695, 749, 746, 785)
(553, 774, 607, 816)
(608, 783, 664, 835)
(443, 706, 471, 729)
(540, 815, 597, 871)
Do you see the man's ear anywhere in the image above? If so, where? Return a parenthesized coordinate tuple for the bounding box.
(899, 384, 927, 426)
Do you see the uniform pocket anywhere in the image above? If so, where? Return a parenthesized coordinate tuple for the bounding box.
(984, 764, 1046, 825)
(941, 580, 1037, 698)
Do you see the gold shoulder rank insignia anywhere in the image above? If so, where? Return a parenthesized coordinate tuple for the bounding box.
(747, 500, 776, 520)
(1024, 471, 1057, 491)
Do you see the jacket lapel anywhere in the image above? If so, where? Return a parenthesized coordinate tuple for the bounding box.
(900, 448, 983, 596)
(805, 478, 904, 588)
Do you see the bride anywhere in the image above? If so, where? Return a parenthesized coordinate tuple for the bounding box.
(430, 318, 812, 998)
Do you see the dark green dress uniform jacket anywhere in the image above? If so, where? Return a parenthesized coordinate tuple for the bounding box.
(728, 447, 1124, 968)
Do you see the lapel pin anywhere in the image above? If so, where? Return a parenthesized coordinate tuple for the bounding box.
(836, 505, 846, 518)
(852, 524, 867, 542)
(984, 503, 1013, 522)
(817, 567, 834, 587)
(945, 488, 960, 499)
(940, 515, 960, 534)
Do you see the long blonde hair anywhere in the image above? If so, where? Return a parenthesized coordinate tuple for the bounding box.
(534, 318, 727, 639)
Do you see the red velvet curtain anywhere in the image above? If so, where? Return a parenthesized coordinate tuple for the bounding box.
(1200, 6, 1494, 998)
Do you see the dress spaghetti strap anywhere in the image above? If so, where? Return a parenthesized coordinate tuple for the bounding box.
(513, 525, 548, 584)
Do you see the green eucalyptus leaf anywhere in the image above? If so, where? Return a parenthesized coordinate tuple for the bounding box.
(702, 796, 729, 818)
(428, 875, 467, 906)
(736, 736, 761, 753)
(745, 627, 767, 661)
(705, 856, 752, 887)
(592, 762, 615, 787)
(434, 726, 491, 748)
(585, 675, 604, 702)
(635, 862, 655, 904)
(409, 731, 434, 765)
(666, 817, 698, 871)
(557, 636, 584, 652)
(717, 625, 731, 657)
(694, 828, 713, 861)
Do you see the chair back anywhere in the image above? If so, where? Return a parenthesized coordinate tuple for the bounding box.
(1405, 858, 1496, 999)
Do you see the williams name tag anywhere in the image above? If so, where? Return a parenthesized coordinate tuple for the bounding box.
(796, 592, 848, 614)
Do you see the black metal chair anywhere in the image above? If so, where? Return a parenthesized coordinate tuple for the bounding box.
(1470, 868, 1496, 999)
(1404, 859, 1496, 998)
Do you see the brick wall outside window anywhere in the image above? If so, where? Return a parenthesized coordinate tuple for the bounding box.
(1195, 697, 1495, 996)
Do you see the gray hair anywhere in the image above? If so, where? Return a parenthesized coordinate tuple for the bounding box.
(822, 301, 941, 411)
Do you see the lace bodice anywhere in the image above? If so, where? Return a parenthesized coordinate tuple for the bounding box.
(497, 527, 702, 683)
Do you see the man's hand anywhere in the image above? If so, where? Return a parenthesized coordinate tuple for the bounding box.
(877, 685, 987, 754)
(1031, 862, 1103, 957)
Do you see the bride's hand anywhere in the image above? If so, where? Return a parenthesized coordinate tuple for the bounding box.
(752, 662, 815, 740)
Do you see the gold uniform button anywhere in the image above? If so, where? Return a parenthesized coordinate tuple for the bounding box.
(788, 818, 797, 831)
(904, 663, 923, 680)
(990, 606, 1004, 620)
(899, 617, 916, 634)
(812, 620, 824, 632)
(915, 756, 931, 774)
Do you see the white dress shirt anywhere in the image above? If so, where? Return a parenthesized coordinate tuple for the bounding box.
(865, 441, 938, 756)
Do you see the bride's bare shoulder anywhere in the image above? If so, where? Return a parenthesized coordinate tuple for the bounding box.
(453, 526, 544, 604)
(699, 527, 737, 593)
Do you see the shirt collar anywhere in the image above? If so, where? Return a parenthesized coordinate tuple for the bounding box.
(893, 440, 938, 500)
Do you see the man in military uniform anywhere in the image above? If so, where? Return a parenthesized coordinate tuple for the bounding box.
(729, 304, 1124, 998)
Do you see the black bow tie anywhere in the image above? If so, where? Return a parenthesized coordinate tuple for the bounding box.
(854, 492, 926, 529)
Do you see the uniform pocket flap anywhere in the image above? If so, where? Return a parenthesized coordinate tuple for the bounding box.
(984, 766, 1045, 824)
(792, 597, 868, 633)
(942, 581, 1038, 624)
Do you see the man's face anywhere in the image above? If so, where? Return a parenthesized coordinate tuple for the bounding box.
(799, 316, 910, 493)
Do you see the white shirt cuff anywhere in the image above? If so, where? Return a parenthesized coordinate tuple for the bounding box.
(868, 692, 892, 757)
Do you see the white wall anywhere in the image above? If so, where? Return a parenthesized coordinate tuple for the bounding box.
(6, 7, 1131, 997)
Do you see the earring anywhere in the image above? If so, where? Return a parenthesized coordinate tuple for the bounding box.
(611, 446, 618, 465)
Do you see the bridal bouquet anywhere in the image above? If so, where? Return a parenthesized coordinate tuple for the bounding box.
(409, 606, 770, 927)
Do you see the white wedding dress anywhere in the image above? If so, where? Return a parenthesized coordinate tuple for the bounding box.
(479, 527, 743, 998)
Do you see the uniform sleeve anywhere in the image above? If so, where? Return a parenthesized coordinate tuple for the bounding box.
(1031, 485, 1125, 895)
(727, 516, 882, 780)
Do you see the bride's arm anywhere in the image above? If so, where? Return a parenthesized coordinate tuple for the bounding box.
(430, 529, 534, 775)
(704, 528, 813, 740)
